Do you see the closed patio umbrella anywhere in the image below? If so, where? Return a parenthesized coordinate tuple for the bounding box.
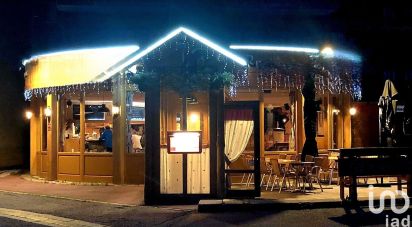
(378, 79, 398, 146)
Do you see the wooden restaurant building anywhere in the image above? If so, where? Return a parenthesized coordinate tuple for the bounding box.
(23, 27, 361, 204)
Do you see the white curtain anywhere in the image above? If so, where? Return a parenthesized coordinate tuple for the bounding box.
(224, 109, 254, 163)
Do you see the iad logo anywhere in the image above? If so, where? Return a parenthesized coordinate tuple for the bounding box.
(368, 185, 410, 227)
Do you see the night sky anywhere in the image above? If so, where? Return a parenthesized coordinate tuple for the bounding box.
(1, 0, 412, 102)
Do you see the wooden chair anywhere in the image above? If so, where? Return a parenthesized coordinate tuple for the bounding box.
(308, 158, 324, 192)
(260, 159, 272, 189)
(270, 159, 295, 192)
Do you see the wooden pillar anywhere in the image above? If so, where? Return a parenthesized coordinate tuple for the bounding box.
(209, 90, 217, 196)
(343, 95, 352, 148)
(144, 77, 161, 204)
(209, 88, 225, 198)
(79, 94, 85, 181)
(113, 74, 127, 184)
(296, 91, 304, 153)
(182, 95, 188, 195)
(30, 98, 40, 176)
(327, 93, 334, 149)
(46, 94, 58, 181)
(259, 95, 265, 158)
(216, 89, 225, 198)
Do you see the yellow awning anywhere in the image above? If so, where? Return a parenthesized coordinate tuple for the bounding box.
(24, 45, 139, 90)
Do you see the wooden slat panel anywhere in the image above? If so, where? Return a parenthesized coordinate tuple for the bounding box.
(160, 148, 183, 194)
(125, 153, 145, 184)
(187, 148, 210, 194)
(58, 155, 80, 175)
(41, 153, 48, 173)
(84, 156, 113, 176)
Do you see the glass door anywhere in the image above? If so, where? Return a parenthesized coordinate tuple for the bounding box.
(224, 101, 260, 197)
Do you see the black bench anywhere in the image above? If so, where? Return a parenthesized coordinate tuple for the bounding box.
(338, 147, 412, 203)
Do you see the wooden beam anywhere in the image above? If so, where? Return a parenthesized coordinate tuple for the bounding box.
(30, 98, 39, 176)
(296, 91, 304, 153)
(47, 94, 58, 181)
(113, 74, 127, 184)
(144, 78, 161, 204)
(79, 93, 85, 181)
(216, 88, 225, 198)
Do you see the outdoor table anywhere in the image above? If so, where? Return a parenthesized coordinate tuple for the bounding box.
(288, 161, 315, 192)
(328, 156, 338, 170)
(277, 159, 295, 165)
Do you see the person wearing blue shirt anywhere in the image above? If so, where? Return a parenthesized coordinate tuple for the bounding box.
(100, 125, 113, 152)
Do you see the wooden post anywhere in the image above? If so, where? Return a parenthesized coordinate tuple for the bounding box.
(113, 74, 127, 184)
(216, 89, 225, 197)
(296, 92, 304, 153)
(47, 94, 58, 181)
(349, 176, 358, 203)
(259, 95, 265, 159)
(79, 94, 85, 181)
(30, 98, 39, 176)
(144, 78, 161, 204)
(209, 90, 217, 196)
(181, 95, 188, 195)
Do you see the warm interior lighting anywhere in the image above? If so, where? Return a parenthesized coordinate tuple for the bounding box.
(132, 101, 145, 107)
(44, 107, 52, 117)
(349, 107, 357, 116)
(321, 46, 334, 57)
(190, 113, 200, 123)
(25, 111, 33, 120)
(112, 106, 120, 115)
(332, 109, 340, 114)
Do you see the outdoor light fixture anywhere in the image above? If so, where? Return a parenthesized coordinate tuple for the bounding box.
(25, 110, 33, 120)
(229, 45, 319, 53)
(349, 107, 357, 116)
(44, 107, 52, 117)
(112, 106, 120, 115)
(332, 109, 340, 114)
(321, 47, 334, 57)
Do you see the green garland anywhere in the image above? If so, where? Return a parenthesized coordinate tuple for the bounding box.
(130, 71, 234, 97)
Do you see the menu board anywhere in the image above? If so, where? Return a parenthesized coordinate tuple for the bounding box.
(167, 131, 202, 154)
(129, 106, 145, 121)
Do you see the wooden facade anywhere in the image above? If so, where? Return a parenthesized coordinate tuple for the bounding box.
(24, 28, 358, 204)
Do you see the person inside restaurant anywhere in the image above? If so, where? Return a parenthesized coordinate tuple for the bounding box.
(99, 125, 113, 152)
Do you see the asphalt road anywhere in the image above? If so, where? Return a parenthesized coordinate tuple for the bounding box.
(0, 191, 410, 226)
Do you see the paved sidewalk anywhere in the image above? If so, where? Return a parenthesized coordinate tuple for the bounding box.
(0, 208, 104, 227)
(0, 174, 143, 206)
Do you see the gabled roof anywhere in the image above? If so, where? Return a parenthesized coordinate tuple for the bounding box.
(93, 27, 248, 82)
